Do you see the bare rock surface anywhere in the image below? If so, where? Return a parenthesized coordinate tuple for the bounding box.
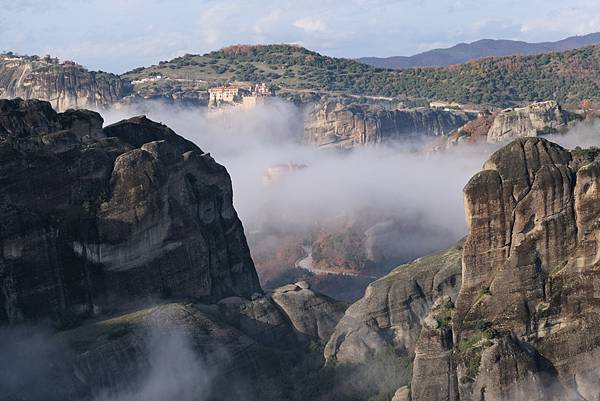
(410, 296, 457, 401)
(407, 137, 600, 401)
(305, 100, 476, 148)
(324, 242, 462, 364)
(325, 137, 600, 401)
(486, 101, 569, 143)
(0, 98, 260, 326)
(270, 281, 347, 341)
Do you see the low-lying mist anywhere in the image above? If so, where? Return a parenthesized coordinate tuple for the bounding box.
(104, 101, 485, 246)
(100, 101, 600, 297)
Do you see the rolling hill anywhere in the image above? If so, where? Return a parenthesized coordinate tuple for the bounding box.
(358, 32, 600, 69)
(125, 43, 600, 108)
(3, 42, 600, 109)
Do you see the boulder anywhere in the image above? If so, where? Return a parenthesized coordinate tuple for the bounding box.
(271, 281, 346, 341)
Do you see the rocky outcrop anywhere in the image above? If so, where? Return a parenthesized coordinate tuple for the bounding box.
(407, 137, 600, 401)
(0, 54, 128, 111)
(2, 282, 347, 401)
(0, 98, 260, 326)
(486, 101, 569, 143)
(305, 101, 477, 148)
(270, 281, 346, 341)
(324, 243, 463, 364)
(324, 137, 600, 401)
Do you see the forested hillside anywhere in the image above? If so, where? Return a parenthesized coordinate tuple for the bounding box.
(124, 44, 600, 107)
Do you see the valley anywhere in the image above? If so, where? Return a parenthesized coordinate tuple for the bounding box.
(3, 20, 600, 401)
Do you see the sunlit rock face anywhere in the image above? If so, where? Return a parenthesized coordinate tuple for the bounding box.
(304, 100, 477, 149)
(486, 101, 569, 143)
(0, 54, 128, 111)
(409, 137, 600, 401)
(0, 98, 260, 326)
(324, 243, 463, 364)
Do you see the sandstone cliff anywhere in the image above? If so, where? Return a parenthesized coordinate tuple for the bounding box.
(304, 101, 477, 148)
(0, 98, 260, 326)
(486, 100, 569, 142)
(0, 54, 128, 111)
(408, 138, 600, 401)
(428, 101, 576, 152)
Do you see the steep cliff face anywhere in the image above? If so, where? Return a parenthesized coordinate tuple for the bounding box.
(409, 137, 600, 401)
(0, 54, 128, 111)
(0, 98, 260, 326)
(304, 101, 477, 148)
(486, 101, 569, 143)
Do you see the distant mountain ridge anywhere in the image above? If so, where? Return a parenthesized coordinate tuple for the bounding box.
(358, 32, 600, 69)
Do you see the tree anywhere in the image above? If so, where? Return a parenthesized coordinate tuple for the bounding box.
(581, 98, 593, 114)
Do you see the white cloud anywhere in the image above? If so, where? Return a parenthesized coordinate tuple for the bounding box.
(294, 17, 327, 33)
(253, 9, 283, 34)
(1, 0, 600, 71)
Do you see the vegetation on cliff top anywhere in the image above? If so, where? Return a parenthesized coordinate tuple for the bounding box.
(123, 44, 600, 107)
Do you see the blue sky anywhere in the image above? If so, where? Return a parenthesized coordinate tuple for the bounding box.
(1, 0, 599, 73)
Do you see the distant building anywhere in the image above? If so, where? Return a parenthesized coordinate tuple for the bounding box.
(430, 101, 463, 110)
(262, 163, 307, 186)
(208, 83, 273, 108)
(254, 82, 272, 97)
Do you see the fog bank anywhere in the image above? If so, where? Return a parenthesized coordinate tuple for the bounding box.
(102, 101, 488, 248)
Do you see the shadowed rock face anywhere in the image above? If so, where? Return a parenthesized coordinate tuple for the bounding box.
(218, 281, 346, 347)
(0, 55, 128, 111)
(304, 101, 477, 149)
(0, 98, 260, 326)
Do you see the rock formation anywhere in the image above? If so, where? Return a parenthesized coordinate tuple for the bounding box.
(0, 54, 128, 111)
(426, 101, 579, 152)
(326, 137, 600, 400)
(486, 101, 569, 143)
(0, 99, 352, 401)
(325, 243, 463, 364)
(2, 281, 345, 401)
(270, 281, 346, 341)
(217, 280, 345, 347)
(304, 100, 477, 148)
(406, 137, 600, 401)
(0, 98, 260, 326)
